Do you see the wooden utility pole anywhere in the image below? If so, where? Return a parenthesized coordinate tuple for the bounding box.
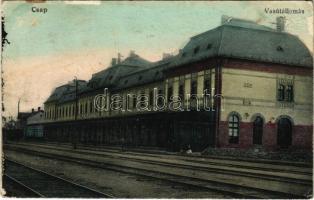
(73, 77, 78, 149)
(18, 98, 20, 115)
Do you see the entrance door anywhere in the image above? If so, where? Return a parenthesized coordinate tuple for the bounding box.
(277, 118, 292, 148)
(253, 116, 263, 145)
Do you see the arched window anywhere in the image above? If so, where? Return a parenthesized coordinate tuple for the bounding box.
(277, 84, 285, 101)
(228, 114, 239, 144)
(286, 85, 294, 102)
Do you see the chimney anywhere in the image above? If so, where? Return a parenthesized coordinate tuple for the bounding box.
(276, 16, 285, 32)
(162, 53, 172, 59)
(130, 50, 136, 57)
(221, 15, 232, 25)
(111, 58, 117, 66)
(38, 107, 41, 111)
(117, 53, 123, 64)
(31, 108, 35, 113)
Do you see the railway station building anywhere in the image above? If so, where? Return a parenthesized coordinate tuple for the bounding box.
(42, 16, 313, 152)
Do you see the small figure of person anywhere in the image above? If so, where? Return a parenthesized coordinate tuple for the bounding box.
(121, 137, 126, 151)
(180, 143, 187, 154)
(186, 144, 192, 154)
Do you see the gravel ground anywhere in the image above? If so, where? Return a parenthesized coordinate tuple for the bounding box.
(202, 147, 313, 163)
(3, 175, 39, 197)
(5, 150, 233, 198)
(5, 144, 312, 198)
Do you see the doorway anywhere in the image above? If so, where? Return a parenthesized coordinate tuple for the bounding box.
(277, 118, 292, 148)
(253, 116, 263, 145)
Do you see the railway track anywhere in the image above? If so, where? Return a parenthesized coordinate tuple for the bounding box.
(4, 159, 114, 198)
(5, 143, 312, 198)
(3, 174, 43, 197)
(9, 142, 312, 178)
(24, 141, 313, 167)
(16, 141, 313, 170)
(26, 144, 312, 185)
(73, 147, 313, 177)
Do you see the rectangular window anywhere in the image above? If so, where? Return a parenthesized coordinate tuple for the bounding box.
(277, 84, 285, 101)
(127, 94, 133, 110)
(133, 96, 137, 109)
(157, 89, 163, 107)
(286, 85, 294, 102)
(190, 80, 198, 110)
(179, 84, 184, 102)
(204, 79, 210, 94)
(98, 100, 102, 112)
(277, 82, 294, 102)
(140, 91, 146, 107)
(90, 101, 93, 113)
(168, 87, 173, 103)
(149, 90, 153, 106)
(191, 80, 197, 95)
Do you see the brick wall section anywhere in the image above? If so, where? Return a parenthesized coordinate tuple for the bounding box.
(293, 125, 313, 149)
(239, 122, 253, 148)
(262, 123, 277, 150)
(219, 121, 312, 151)
(218, 121, 229, 147)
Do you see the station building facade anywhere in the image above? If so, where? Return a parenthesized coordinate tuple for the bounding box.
(25, 109, 45, 138)
(42, 17, 313, 152)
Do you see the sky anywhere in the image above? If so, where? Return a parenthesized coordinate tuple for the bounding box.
(2, 1, 313, 118)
